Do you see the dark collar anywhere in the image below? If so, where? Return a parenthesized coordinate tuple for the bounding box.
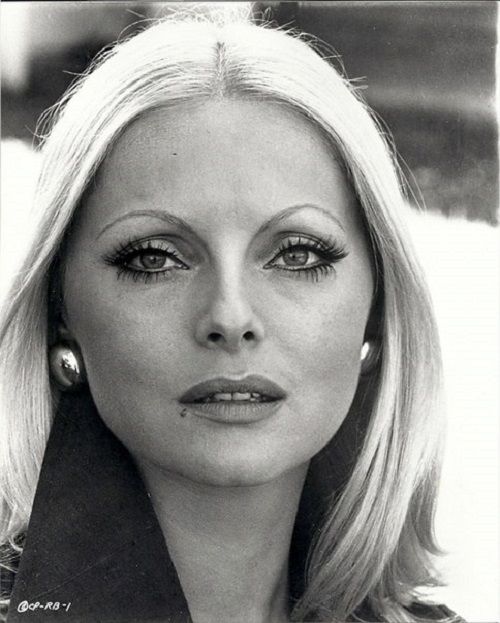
(7, 391, 326, 622)
(8, 392, 190, 622)
(7, 389, 454, 623)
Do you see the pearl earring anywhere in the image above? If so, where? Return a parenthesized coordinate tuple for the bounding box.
(49, 343, 87, 390)
(360, 340, 379, 375)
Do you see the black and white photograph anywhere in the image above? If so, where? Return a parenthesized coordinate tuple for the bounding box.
(0, 2, 498, 622)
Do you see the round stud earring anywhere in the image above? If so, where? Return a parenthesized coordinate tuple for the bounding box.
(360, 340, 379, 375)
(49, 343, 87, 390)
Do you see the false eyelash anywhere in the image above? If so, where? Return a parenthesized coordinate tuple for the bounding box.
(276, 235, 348, 262)
(102, 236, 176, 264)
(102, 236, 186, 283)
(114, 267, 175, 284)
(268, 234, 348, 282)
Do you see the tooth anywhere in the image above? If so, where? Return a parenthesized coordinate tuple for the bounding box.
(199, 391, 271, 403)
(213, 392, 232, 401)
(233, 392, 251, 401)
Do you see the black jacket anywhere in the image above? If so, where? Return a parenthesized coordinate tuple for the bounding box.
(6, 392, 462, 622)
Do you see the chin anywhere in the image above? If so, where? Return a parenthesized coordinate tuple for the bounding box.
(167, 446, 305, 488)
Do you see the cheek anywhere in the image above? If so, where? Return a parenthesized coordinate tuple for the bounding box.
(84, 311, 169, 382)
(63, 275, 187, 419)
(63, 285, 198, 479)
(267, 268, 371, 374)
(263, 276, 372, 448)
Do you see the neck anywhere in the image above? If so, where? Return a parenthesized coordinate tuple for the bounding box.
(138, 462, 308, 623)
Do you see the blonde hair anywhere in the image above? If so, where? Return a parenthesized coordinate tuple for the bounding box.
(0, 8, 445, 621)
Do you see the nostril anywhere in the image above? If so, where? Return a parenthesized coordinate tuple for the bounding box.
(207, 331, 255, 345)
(208, 332, 223, 343)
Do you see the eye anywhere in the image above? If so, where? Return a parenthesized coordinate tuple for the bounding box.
(103, 237, 189, 283)
(264, 235, 348, 281)
(272, 246, 322, 269)
(127, 249, 182, 271)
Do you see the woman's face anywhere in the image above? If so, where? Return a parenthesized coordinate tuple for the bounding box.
(62, 100, 374, 486)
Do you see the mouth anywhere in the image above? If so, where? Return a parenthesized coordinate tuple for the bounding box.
(180, 375, 286, 404)
(192, 391, 273, 404)
(179, 375, 286, 423)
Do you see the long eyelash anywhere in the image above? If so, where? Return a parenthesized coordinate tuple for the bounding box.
(103, 236, 184, 282)
(114, 267, 170, 284)
(103, 236, 178, 265)
(277, 236, 348, 261)
(272, 235, 348, 282)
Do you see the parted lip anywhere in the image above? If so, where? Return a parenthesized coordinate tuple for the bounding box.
(179, 375, 286, 403)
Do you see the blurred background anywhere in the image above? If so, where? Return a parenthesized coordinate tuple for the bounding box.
(1, 2, 498, 621)
(2, 0, 497, 222)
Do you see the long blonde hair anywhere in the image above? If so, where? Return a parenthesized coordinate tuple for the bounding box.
(0, 8, 445, 621)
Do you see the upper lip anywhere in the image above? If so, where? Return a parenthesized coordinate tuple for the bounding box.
(179, 375, 286, 403)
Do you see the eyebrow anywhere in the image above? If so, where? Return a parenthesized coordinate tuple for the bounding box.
(96, 210, 198, 240)
(256, 204, 346, 235)
(96, 203, 345, 240)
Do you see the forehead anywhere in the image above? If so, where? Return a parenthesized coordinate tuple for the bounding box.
(84, 98, 360, 233)
(106, 97, 335, 161)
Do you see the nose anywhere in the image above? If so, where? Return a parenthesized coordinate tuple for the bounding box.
(194, 274, 264, 353)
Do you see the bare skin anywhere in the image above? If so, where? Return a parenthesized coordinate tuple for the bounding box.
(141, 463, 306, 623)
(62, 100, 373, 622)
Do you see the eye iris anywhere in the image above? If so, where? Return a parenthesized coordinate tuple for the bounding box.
(282, 248, 309, 266)
(139, 252, 166, 269)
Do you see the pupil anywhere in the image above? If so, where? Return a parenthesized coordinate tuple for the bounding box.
(140, 253, 166, 269)
(283, 249, 308, 266)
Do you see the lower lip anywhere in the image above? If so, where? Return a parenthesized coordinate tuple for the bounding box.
(179, 399, 284, 424)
